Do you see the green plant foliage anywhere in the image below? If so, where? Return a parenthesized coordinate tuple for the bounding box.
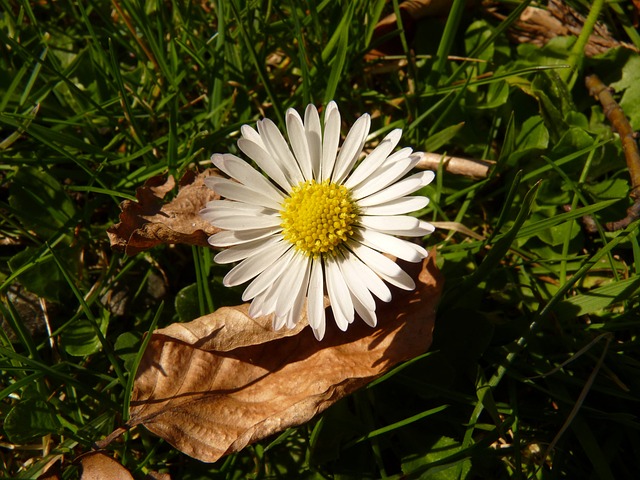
(610, 54, 640, 130)
(8, 166, 76, 239)
(60, 314, 109, 357)
(1, 1, 640, 479)
(4, 398, 61, 444)
(175, 283, 203, 322)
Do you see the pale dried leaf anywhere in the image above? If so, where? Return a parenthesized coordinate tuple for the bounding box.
(79, 452, 133, 480)
(502, 0, 638, 56)
(107, 169, 220, 255)
(146, 472, 172, 480)
(129, 253, 442, 463)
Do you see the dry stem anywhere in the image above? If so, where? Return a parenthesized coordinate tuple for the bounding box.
(585, 74, 640, 231)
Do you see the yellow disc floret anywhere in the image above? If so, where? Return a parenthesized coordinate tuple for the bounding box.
(280, 180, 358, 257)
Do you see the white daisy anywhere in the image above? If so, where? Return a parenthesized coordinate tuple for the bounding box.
(201, 102, 435, 340)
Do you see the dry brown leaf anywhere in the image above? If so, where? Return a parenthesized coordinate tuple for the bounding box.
(502, 0, 639, 56)
(78, 452, 133, 480)
(107, 169, 219, 255)
(128, 253, 442, 463)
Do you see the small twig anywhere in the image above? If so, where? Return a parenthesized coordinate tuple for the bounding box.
(415, 152, 494, 179)
(585, 74, 640, 231)
(110, 0, 159, 72)
(93, 426, 129, 450)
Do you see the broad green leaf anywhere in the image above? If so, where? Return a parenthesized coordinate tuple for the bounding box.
(534, 218, 581, 246)
(175, 283, 201, 322)
(465, 20, 494, 65)
(61, 314, 109, 357)
(507, 115, 549, 167)
(583, 178, 630, 200)
(517, 36, 574, 69)
(4, 398, 61, 443)
(531, 70, 573, 141)
(549, 127, 596, 163)
(610, 54, 640, 130)
(8, 245, 79, 302)
(114, 331, 142, 372)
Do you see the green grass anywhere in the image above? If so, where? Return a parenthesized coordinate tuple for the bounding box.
(2, 0, 640, 478)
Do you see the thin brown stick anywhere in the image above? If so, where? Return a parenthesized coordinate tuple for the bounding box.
(415, 152, 494, 178)
(585, 74, 640, 231)
(93, 426, 129, 450)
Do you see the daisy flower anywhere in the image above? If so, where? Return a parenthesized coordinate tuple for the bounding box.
(201, 102, 435, 340)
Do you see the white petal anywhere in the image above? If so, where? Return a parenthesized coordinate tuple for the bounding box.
(286, 109, 313, 180)
(356, 228, 428, 262)
(205, 177, 283, 210)
(242, 247, 297, 300)
(312, 320, 326, 341)
(360, 196, 429, 215)
(208, 227, 281, 247)
(262, 277, 284, 315)
(284, 308, 297, 330)
(321, 103, 340, 181)
(214, 235, 282, 264)
(304, 104, 322, 179)
(211, 153, 285, 202)
(203, 199, 262, 211)
(249, 286, 272, 318)
(352, 293, 377, 327)
(345, 251, 392, 302)
(240, 124, 266, 149)
(257, 118, 304, 185)
(345, 129, 403, 189)
(352, 154, 421, 200)
(332, 113, 370, 184)
(273, 314, 287, 331)
(223, 240, 290, 286)
(358, 171, 434, 207)
(201, 200, 273, 220)
(324, 256, 353, 330)
(337, 252, 376, 311)
(275, 253, 309, 317)
(237, 137, 291, 192)
(211, 214, 282, 231)
(307, 258, 326, 339)
(352, 243, 415, 290)
(284, 257, 312, 328)
(359, 215, 434, 237)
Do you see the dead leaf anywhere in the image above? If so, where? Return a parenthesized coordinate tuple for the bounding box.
(128, 253, 442, 463)
(78, 452, 133, 480)
(146, 472, 172, 480)
(107, 169, 220, 255)
(500, 0, 639, 56)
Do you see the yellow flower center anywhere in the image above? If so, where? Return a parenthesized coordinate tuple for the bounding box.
(280, 180, 358, 257)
